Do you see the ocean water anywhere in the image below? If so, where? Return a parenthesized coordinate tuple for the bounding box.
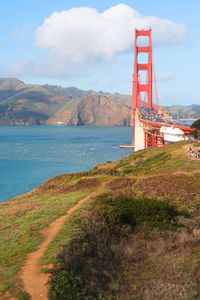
(0, 126, 133, 202)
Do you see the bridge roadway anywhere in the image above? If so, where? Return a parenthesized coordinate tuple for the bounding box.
(134, 107, 193, 152)
(139, 106, 191, 133)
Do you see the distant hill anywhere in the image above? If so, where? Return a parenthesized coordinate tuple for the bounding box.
(0, 78, 131, 125)
(0, 78, 199, 125)
(46, 95, 131, 126)
(43, 84, 94, 98)
(103, 93, 132, 107)
(162, 105, 200, 120)
(0, 78, 90, 125)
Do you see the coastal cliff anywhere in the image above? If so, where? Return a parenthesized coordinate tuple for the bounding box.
(1, 141, 200, 299)
(46, 95, 131, 125)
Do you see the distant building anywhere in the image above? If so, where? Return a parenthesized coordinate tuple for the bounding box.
(160, 126, 188, 142)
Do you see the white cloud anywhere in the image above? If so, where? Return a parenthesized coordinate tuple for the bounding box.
(35, 4, 188, 62)
(158, 72, 174, 81)
(15, 4, 188, 78)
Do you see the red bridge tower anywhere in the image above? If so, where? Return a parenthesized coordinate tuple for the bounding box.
(132, 28, 154, 144)
(132, 28, 152, 111)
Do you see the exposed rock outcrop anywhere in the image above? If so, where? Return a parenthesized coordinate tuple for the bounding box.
(47, 95, 131, 126)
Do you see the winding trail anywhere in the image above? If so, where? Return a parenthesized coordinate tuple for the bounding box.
(20, 187, 102, 300)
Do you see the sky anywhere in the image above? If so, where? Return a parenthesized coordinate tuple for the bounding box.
(0, 0, 200, 106)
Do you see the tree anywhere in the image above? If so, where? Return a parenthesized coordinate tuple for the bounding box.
(191, 119, 200, 139)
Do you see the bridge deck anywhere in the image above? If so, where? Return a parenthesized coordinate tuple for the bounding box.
(138, 107, 191, 132)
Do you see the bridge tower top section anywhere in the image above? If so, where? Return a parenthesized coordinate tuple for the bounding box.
(132, 28, 153, 112)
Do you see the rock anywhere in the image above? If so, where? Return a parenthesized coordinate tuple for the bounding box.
(46, 95, 131, 126)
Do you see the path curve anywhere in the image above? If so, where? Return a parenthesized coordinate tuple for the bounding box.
(20, 187, 101, 300)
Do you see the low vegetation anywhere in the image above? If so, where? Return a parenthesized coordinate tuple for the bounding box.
(191, 118, 200, 139)
(0, 141, 200, 299)
(0, 175, 100, 298)
(48, 194, 182, 299)
(90, 193, 179, 230)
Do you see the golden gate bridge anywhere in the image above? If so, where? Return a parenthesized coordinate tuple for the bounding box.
(124, 28, 193, 151)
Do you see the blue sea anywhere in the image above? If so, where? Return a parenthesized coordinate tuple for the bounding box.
(0, 126, 133, 202)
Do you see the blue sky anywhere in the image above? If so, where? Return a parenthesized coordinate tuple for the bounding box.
(0, 0, 200, 106)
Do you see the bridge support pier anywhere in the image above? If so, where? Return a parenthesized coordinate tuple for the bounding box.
(134, 109, 145, 152)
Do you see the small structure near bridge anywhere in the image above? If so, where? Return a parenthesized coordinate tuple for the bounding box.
(160, 126, 188, 143)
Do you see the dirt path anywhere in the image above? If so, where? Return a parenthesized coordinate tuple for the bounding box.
(20, 187, 102, 300)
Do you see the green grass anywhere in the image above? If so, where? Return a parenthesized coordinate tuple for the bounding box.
(40, 203, 90, 266)
(113, 142, 200, 175)
(0, 180, 96, 297)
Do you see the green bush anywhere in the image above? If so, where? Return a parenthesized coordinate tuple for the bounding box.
(18, 291, 30, 300)
(90, 193, 179, 230)
(48, 220, 119, 300)
(122, 166, 134, 174)
(48, 194, 180, 299)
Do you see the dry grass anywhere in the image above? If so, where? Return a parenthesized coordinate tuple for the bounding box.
(105, 177, 136, 197)
(134, 173, 200, 212)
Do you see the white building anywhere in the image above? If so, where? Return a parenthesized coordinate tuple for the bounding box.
(160, 126, 188, 142)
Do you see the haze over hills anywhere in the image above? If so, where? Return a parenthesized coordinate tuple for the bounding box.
(0, 78, 199, 125)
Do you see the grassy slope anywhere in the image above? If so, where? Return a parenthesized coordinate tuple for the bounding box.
(0, 142, 200, 299)
(0, 79, 73, 123)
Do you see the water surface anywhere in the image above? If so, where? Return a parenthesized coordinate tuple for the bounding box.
(0, 126, 133, 201)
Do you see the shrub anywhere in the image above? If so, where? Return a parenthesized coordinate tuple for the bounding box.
(18, 292, 30, 300)
(48, 194, 180, 299)
(90, 193, 179, 230)
(191, 119, 200, 139)
(48, 220, 120, 300)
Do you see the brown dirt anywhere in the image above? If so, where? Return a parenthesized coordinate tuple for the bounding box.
(20, 187, 102, 300)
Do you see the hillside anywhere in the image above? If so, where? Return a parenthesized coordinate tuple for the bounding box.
(0, 78, 132, 126)
(0, 141, 200, 299)
(0, 79, 68, 125)
(47, 95, 131, 126)
(0, 78, 199, 126)
(103, 92, 132, 107)
(162, 105, 200, 120)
